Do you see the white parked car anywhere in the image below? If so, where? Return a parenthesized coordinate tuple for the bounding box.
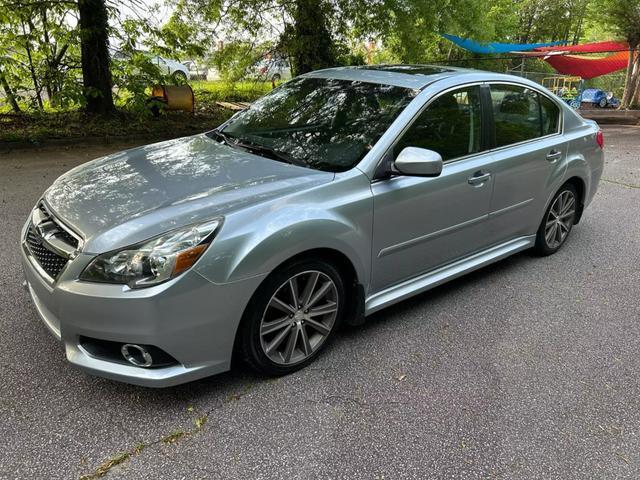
(183, 60, 208, 81)
(151, 55, 190, 81)
(250, 56, 291, 82)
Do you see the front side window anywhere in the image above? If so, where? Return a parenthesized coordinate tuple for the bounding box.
(218, 77, 418, 172)
(395, 86, 483, 162)
(490, 84, 561, 147)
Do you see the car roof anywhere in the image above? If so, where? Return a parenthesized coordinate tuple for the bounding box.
(303, 64, 472, 89)
(303, 65, 550, 91)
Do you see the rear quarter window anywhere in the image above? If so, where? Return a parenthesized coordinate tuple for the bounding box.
(540, 94, 561, 136)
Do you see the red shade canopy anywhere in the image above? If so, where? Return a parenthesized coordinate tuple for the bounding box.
(544, 51, 629, 79)
(514, 41, 630, 79)
(535, 40, 628, 54)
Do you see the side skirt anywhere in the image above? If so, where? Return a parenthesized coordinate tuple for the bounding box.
(364, 236, 535, 315)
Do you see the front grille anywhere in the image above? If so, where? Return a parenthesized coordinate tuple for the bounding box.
(24, 203, 81, 281)
(36, 203, 79, 249)
(26, 223, 69, 279)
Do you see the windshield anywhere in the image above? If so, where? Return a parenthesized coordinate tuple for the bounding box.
(216, 77, 418, 172)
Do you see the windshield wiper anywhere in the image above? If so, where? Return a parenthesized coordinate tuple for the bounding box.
(235, 140, 306, 167)
(210, 129, 237, 146)
(211, 129, 306, 167)
(212, 129, 305, 167)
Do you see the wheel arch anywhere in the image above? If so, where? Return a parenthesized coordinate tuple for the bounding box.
(537, 175, 587, 231)
(563, 176, 586, 224)
(231, 246, 366, 365)
(247, 246, 365, 325)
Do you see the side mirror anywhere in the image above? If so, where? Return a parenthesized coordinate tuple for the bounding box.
(394, 147, 443, 177)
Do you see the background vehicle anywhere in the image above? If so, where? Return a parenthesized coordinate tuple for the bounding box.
(249, 55, 291, 82)
(151, 55, 190, 81)
(21, 66, 603, 387)
(581, 88, 620, 108)
(542, 75, 584, 108)
(183, 60, 208, 80)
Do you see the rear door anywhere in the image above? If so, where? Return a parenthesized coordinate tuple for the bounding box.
(483, 83, 567, 245)
(370, 85, 495, 292)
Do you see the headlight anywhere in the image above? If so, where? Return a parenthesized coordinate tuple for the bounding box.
(80, 218, 222, 288)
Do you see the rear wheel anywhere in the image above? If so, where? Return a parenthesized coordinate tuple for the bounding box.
(534, 184, 578, 256)
(239, 259, 346, 375)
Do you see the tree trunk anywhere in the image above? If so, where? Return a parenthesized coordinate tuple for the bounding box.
(628, 53, 640, 108)
(78, 0, 114, 114)
(21, 20, 44, 110)
(621, 47, 640, 109)
(620, 46, 635, 109)
(289, 0, 335, 76)
(0, 67, 21, 113)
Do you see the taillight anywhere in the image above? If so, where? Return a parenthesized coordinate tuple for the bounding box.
(596, 129, 604, 149)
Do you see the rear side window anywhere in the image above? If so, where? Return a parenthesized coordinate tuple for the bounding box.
(490, 85, 540, 147)
(490, 84, 561, 147)
(395, 85, 482, 161)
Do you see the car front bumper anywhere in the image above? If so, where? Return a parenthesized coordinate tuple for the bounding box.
(20, 221, 266, 388)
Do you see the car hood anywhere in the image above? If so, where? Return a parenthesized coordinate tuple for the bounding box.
(44, 134, 333, 253)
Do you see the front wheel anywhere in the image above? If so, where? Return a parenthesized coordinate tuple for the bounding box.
(239, 259, 346, 376)
(598, 97, 607, 108)
(172, 70, 188, 84)
(534, 184, 578, 256)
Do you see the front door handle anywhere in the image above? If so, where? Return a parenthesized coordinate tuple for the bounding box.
(546, 150, 562, 162)
(468, 171, 491, 186)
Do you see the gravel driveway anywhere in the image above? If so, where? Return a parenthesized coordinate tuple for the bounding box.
(1, 126, 639, 479)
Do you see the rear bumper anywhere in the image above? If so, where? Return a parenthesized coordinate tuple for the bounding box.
(21, 222, 265, 387)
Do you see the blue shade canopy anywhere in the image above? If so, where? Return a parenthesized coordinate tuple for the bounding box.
(442, 34, 566, 54)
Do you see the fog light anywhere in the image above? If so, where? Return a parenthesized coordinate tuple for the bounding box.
(121, 344, 153, 367)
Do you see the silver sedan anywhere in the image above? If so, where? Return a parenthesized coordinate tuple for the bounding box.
(21, 65, 604, 386)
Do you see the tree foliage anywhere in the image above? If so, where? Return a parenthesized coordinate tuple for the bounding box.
(0, 0, 636, 115)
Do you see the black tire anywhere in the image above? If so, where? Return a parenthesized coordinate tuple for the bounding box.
(239, 259, 346, 376)
(271, 73, 281, 82)
(172, 71, 188, 83)
(598, 97, 607, 108)
(533, 183, 578, 256)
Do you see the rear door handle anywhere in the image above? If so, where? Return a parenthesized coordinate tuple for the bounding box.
(468, 172, 491, 186)
(546, 150, 562, 162)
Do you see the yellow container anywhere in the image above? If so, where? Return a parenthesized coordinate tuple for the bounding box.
(151, 85, 195, 112)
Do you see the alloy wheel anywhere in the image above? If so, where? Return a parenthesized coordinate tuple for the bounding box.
(544, 190, 576, 249)
(259, 270, 339, 365)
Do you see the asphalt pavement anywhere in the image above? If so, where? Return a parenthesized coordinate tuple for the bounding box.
(1, 126, 639, 479)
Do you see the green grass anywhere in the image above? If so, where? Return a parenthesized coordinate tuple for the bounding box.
(192, 79, 273, 109)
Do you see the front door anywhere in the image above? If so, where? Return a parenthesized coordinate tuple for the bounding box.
(371, 85, 494, 293)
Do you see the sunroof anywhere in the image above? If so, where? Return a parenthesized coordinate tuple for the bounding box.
(357, 65, 453, 76)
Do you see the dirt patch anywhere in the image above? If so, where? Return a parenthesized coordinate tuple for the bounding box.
(0, 109, 233, 150)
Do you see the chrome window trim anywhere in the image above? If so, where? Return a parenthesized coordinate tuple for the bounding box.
(372, 78, 566, 180)
(483, 131, 563, 156)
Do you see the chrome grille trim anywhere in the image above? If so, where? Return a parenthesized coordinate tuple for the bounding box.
(23, 202, 83, 283)
(37, 202, 84, 250)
